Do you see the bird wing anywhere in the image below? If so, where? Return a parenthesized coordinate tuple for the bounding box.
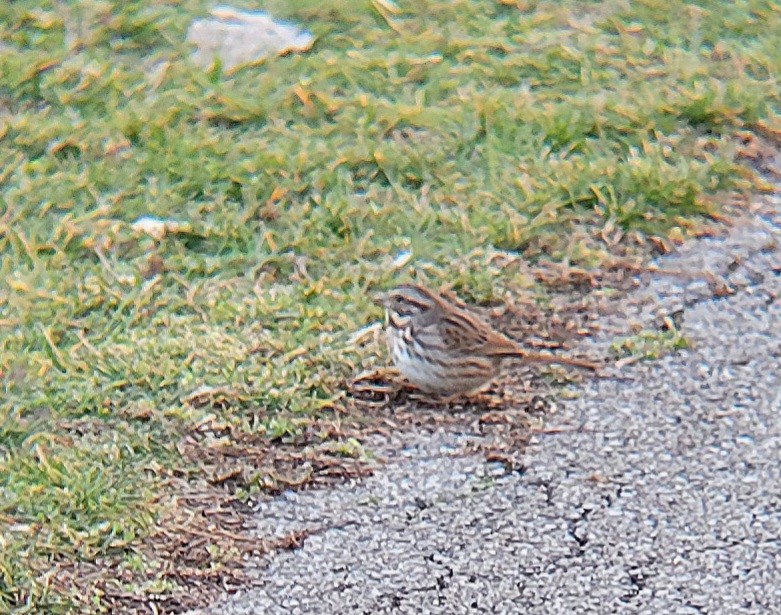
(438, 310, 519, 356)
(435, 305, 599, 369)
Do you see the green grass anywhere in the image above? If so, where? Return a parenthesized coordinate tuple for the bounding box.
(1, 0, 780, 610)
(611, 325, 690, 361)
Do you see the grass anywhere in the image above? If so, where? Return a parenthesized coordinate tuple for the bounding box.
(1, 0, 780, 610)
(611, 325, 690, 361)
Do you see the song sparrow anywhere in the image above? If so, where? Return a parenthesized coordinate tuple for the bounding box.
(373, 283, 599, 397)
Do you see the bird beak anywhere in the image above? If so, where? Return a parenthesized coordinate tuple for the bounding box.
(372, 292, 388, 308)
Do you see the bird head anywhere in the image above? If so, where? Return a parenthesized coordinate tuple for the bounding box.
(372, 284, 441, 327)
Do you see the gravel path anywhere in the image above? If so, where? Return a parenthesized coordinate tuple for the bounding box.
(193, 189, 781, 614)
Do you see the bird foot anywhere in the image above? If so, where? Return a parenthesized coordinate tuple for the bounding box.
(347, 367, 403, 401)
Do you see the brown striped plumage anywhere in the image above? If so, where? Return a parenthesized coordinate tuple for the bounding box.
(373, 284, 599, 396)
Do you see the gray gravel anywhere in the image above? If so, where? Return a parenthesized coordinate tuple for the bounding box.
(193, 190, 781, 614)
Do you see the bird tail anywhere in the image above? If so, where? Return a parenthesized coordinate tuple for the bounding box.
(497, 349, 600, 371)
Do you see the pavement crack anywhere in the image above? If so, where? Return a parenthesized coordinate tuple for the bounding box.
(526, 478, 555, 505)
(565, 508, 591, 554)
(619, 565, 651, 603)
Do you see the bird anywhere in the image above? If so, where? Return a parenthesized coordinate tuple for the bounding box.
(373, 283, 600, 397)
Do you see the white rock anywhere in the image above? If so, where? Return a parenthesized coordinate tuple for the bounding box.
(187, 6, 314, 71)
(131, 216, 190, 240)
